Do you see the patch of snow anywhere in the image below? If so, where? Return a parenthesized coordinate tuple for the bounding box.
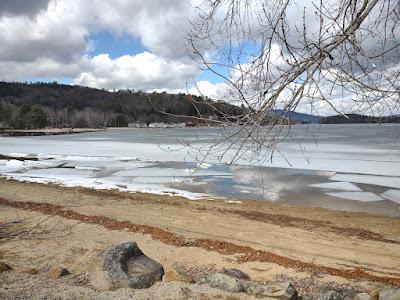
(197, 162, 212, 169)
(224, 200, 242, 204)
(309, 181, 361, 191)
(326, 192, 383, 202)
(24, 160, 66, 169)
(381, 189, 400, 204)
(330, 174, 400, 189)
(129, 176, 189, 184)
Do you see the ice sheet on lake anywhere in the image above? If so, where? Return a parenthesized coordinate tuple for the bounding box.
(24, 160, 66, 169)
(18, 168, 94, 180)
(326, 192, 383, 202)
(0, 160, 25, 172)
(310, 181, 361, 191)
(330, 174, 400, 189)
(113, 167, 229, 178)
(0, 125, 399, 204)
(125, 183, 205, 200)
(129, 176, 190, 184)
(381, 189, 400, 204)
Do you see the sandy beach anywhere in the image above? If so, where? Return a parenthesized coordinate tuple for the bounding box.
(1, 178, 399, 298)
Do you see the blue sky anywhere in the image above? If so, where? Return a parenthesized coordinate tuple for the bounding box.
(22, 29, 224, 90)
(86, 31, 146, 59)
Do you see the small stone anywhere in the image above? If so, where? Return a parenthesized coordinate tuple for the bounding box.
(241, 280, 298, 299)
(200, 273, 243, 293)
(354, 293, 371, 300)
(262, 281, 298, 300)
(0, 262, 12, 272)
(222, 268, 250, 280)
(240, 280, 265, 297)
(379, 287, 400, 300)
(368, 287, 382, 300)
(318, 290, 343, 300)
(15, 267, 39, 275)
(45, 266, 70, 279)
(300, 295, 313, 300)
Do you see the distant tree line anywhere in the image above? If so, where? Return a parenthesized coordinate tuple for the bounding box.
(320, 114, 400, 124)
(1, 82, 398, 129)
(0, 81, 244, 129)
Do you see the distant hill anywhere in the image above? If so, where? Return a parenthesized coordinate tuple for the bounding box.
(320, 113, 400, 124)
(269, 109, 321, 124)
(2, 81, 398, 129)
(0, 81, 244, 129)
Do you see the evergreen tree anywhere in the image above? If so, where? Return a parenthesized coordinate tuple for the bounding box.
(27, 105, 48, 128)
(113, 114, 128, 127)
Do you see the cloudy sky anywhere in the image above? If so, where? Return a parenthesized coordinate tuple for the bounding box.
(0, 0, 398, 116)
(0, 1, 216, 92)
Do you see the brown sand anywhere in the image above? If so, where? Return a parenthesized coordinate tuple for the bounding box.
(1, 178, 400, 298)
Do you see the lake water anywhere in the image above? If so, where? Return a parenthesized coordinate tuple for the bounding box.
(0, 124, 399, 216)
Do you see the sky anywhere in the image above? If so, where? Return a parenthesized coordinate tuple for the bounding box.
(0, 1, 209, 93)
(0, 0, 398, 116)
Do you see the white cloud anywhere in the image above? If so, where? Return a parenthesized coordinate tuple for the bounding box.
(0, 57, 81, 81)
(75, 52, 199, 90)
(0, 0, 198, 91)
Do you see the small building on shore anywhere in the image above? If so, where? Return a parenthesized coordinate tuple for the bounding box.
(128, 122, 147, 128)
(149, 122, 187, 128)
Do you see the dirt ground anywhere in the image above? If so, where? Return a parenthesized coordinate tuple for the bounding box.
(0, 178, 399, 298)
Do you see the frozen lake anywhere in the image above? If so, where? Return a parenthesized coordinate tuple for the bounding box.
(0, 124, 399, 216)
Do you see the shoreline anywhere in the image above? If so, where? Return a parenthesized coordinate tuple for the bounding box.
(0, 128, 105, 137)
(1, 176, 398, 220)
(1, 165, 399, 217)
(1, 179, 399, 286)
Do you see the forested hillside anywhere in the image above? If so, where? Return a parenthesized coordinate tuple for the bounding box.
(320, 114, 400, 124)
(0, 82, 244, 129)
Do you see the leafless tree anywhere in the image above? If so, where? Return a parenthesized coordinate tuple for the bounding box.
(186, 0, 400, 164)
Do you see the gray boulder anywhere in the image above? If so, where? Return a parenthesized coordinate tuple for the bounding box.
(379, 287, 400, 300)
(200, 273, 243, 293)
(240, 280, 266, 297)
(317, 287, 360, 300)
(89, 242, 164, 290)
(223, 268, 251, 280)
(262, 281, 298, 300)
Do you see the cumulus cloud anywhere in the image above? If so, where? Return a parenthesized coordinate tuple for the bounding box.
(0, 0, 199, 91)
(0, 1, 91, 63)
(0, 0, 50, 16)
(0, 57, 81, 81)
(0, 0, 193, 63)
(75, 52, 199, 90)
